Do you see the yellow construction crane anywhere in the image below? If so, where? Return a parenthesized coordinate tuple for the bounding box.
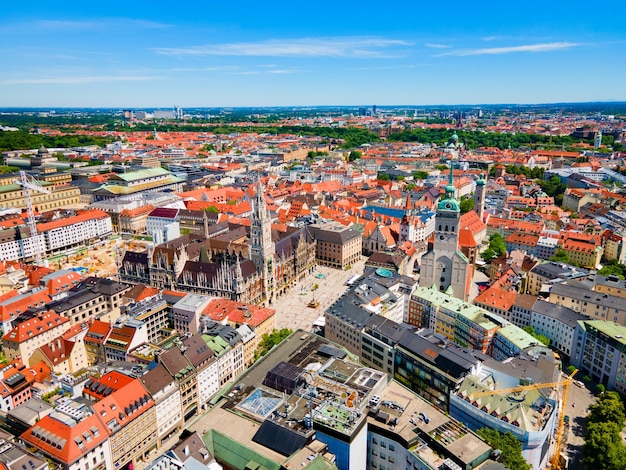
(469, 368, 578, 470)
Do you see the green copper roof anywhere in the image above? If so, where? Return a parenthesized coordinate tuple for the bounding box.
(109, 166, 170, 182)
(437, 198, 460, 212)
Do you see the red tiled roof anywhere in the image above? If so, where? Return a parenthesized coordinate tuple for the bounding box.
(0, 289, 51, 323)
(22, 413, 110, 464)
(39, 337, 75, 366)
(92, 379, 154, 430)
(3, 311, 68, 343)
(85, 320, 112, 345)
(36, 210, 109, 232)
(203, 298, 275, 328)
(84, 371, 134, 400)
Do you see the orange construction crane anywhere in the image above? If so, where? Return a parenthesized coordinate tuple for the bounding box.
(469, 368, 578, 470)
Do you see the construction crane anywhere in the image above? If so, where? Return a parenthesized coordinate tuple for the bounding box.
(469, 368, 578, 470)
(15, 170, 50, 266)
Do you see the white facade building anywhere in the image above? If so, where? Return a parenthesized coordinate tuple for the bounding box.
(38, 210, 113, 252)
(530, 300, 584, 357)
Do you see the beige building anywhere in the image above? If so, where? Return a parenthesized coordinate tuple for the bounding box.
(93, 379, 158, 468)
(309, 222, 362, 269)
(119, 204, 154, 234)
(29, 336, 87, 375)
(3, 312, 70, 362)
(48, 278, 129, 325)
(594, 274, 626, 299)
(550, 282, 626, 325)
(0, 184, 80, 212)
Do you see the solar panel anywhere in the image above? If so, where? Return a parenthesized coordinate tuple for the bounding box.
(252, 420, 307, 457)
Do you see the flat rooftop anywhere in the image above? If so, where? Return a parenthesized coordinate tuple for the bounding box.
(369, 380, 492, 468)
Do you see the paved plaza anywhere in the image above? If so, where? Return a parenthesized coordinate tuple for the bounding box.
(272, 256, 368, 331)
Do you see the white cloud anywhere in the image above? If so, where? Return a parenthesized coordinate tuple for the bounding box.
(425, 43, 451, 49)
(154, 37, 412, 58)
(439, 42, 580, 56)
(1, 75, 158, 85)
(267, 69, 301, 74)
(0, 18, 171, 33)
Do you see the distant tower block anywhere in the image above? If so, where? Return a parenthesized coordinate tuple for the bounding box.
(595, 131, 602, 149)
(175, 105, 183, 120)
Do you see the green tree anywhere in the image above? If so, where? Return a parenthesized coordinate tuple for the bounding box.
(460, 198, 474, 214)
(405, 183, 417, 191)
(522, 326, 550, 347)
(412, 170, 429, 180)
(588, 392, 626, 427)
(550, 250, 570, 263)
(204, 206, 219, 213)
(538, 175, 567, 206)
(481, 233, 507, 261)
(348, 150, 362, 162)
(489, 233, 506, 257)
(255, 328, 293, 360)
(598, 260, 626, 278)
(476, 428, 531, 470)
(481, 248, 496, 262)
(377, 173, 390, 181)
(0, 165, 20, 174)
(583, 421, 626, 470)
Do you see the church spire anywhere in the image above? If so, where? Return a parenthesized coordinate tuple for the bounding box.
(445, 160, 456, 200)
(203, 210, 210, 239)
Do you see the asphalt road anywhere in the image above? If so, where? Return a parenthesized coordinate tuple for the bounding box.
(563, 378, 596, 469)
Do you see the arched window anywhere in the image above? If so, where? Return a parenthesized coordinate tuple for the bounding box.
(445, 225, 449, 232)
(451, 226, 455, 233)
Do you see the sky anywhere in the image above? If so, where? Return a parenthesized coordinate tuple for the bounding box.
(1, 1, 625, 108)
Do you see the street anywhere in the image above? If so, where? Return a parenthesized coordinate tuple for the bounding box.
(563, 377, 596, 469)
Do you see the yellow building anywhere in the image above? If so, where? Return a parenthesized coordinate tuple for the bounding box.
(3, 312, 70, 362)
(0, 183, 80, 212)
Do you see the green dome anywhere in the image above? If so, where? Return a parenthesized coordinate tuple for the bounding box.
(476, 178, 486, 186)
(437, 198, 460, 212)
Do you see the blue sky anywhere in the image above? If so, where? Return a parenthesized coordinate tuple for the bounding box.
(1, 1, 625, 107)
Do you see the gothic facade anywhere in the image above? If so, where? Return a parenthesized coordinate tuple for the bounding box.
(118, 180, 316, 306)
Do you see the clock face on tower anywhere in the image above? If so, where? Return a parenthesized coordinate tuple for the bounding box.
(439, 235, 446, 240)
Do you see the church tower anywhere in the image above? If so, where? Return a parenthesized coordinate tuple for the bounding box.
(250, 178, 276, 302)
(399, 195, 416, 242)
(419, 153, 471, 301)
(473, 174, 486, 220)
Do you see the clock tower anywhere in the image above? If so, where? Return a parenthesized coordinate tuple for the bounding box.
(419, 156, 471, 301)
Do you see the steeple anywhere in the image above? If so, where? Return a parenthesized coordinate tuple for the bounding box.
(250, 177, 275, 269)
(474, 173, 486, 220)
(445, 162, 455, 200)
(203, 210, 210, 239)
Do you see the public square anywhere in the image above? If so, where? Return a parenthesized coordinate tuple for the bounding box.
(272, 256, 368, 331)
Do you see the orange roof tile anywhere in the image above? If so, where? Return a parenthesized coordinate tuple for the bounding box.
(22, 412, 110, 465)
(36, 209, 109, 232)
(203, 298, 275, 328)
(3, 311, 67, 343)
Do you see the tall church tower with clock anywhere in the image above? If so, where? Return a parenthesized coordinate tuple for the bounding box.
(419, 158, 471, 301)
(250, 178, 276, 304)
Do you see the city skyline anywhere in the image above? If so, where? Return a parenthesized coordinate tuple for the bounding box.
(2, 0, 625, 107)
